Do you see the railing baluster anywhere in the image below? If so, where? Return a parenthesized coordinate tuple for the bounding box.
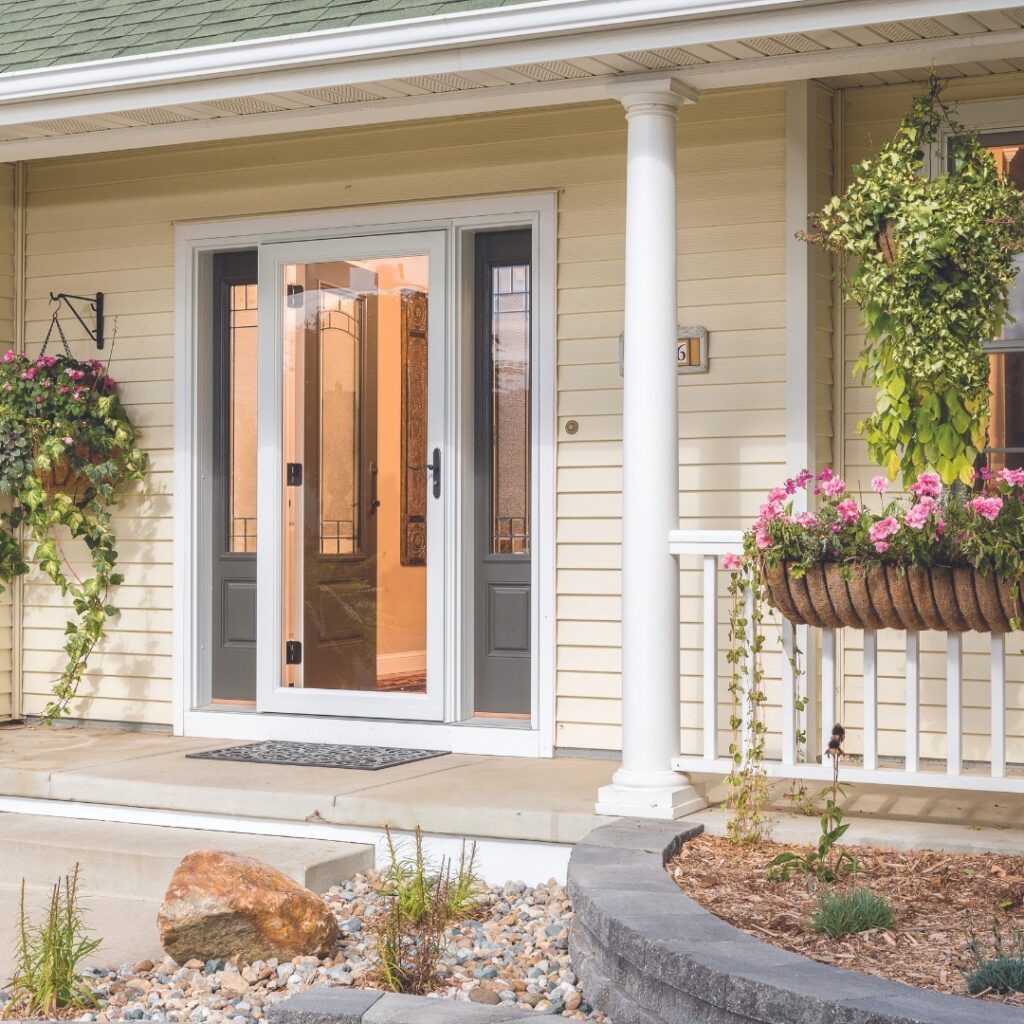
(798, 623, 817, 764)
(821, 627, 836, 762)
(863, 629, 878, 771)
(781, 617, 796, 765)
(992, 632, 1006, 779)
(905, 630, 920, 774)
(702, 555, 718, 761)
(947, 632, 962, 777)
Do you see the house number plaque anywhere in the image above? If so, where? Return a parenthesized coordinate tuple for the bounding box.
(618, 325, 709, 376)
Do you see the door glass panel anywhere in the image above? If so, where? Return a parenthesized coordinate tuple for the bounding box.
(281, 255, 430, 694)
(490, 263, 531, 556)
(229, 283, 258, 554)
(982, 132, 1024, 476)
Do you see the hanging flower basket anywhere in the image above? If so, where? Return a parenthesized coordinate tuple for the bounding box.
(729, 467, 1024, 640)
(35, 439, 105, 498)
(763, 559, 1021, 634)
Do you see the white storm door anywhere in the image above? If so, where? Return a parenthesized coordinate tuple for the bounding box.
(255, 231, 447, 720)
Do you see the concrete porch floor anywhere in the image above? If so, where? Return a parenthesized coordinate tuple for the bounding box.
(2, 724, 1024, 851)
(0, 725, 615, 845)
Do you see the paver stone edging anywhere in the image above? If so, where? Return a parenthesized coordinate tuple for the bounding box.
(566, 818, 1019, 1024)
(267, 987, 538, 1023)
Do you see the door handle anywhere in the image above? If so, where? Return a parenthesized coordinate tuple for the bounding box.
(369, 461, 380, 514)
(426, 448, 441, 499)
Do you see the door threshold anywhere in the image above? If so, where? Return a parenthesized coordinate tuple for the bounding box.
(183, 708, 548, 756)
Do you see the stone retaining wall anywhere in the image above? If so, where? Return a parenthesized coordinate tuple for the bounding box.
(567, 818, 1018, 1024)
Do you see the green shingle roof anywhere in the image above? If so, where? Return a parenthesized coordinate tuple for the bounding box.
(0, 0, 542, 74)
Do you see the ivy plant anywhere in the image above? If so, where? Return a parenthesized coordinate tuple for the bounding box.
(0, 349, 146, 723)
(805, 81, 1024, 486)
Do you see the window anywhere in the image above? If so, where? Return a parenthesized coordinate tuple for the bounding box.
(981, 131, 1024, 475)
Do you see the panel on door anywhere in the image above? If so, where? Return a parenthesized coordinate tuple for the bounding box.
(211, 251, 258, 702)
(280, 253, 433, 700)
(474, 231, 533, 715)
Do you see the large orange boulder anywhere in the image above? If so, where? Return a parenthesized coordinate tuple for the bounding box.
(158, 851, 338, 964)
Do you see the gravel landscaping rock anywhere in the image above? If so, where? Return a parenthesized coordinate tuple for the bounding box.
(73, 873, 610, 1024)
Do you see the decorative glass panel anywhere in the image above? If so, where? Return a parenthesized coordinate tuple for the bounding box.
(229, 283, 258, 553)
(983, 134, 1024, 475)
(318, 291, 362, 556)
(490, 263, 531, 555)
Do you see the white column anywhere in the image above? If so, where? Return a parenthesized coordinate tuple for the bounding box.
(596, 78, 705, 820)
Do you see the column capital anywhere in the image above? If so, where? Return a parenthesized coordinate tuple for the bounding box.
(607, 76, 698, 113)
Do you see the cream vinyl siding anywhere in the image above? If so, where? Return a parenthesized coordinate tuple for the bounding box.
(20, 87, 787, 743)
(0, 163, 13, 720)
(840, 73, 1024, 766)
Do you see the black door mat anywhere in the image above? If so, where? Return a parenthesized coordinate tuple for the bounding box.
(186, 740, 449, 771)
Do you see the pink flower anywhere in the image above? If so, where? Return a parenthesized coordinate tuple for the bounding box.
(59, 386, 69, 394)
(998, 467, 1024, 487)
(21, 367, 35, 381)
(873, 541, 890, 553)
(785, 469, 814, 494)
(758, 501, 784, 522)
(794, 512, 817, 528)
(970, 495, 1003, 521)
(62, 436, 73, 445)
(722, 553, 741, 571)
(836, 498, 860, 524)
(818, 468, 834, 482)
(871, 476, 889, 494)
(904, 497, 937, 530)
(2, 350, 12, 363)
(767, 486, 788, 503)
(909, 471, 942, 498)
(820, 475, 846, 498)
(868, 517, 899, 550)
(979, 466, 992, 482)
(754, 527, 772, 550)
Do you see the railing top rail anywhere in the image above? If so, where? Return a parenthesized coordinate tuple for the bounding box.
(669, 528, 744, 555)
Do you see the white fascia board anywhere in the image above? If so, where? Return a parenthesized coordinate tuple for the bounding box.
(0, 0, 1022, 125)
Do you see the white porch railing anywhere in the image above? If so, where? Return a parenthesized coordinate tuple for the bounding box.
(669, 529, 1023, 793)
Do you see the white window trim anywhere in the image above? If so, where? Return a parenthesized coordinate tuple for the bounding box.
(173, 192, 556, 757)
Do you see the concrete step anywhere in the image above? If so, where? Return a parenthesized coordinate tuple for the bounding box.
(0, 812, 374, 900)
(0, 813, 375, 982)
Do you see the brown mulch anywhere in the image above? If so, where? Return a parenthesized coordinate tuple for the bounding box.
(668, 833, 1024, 1007)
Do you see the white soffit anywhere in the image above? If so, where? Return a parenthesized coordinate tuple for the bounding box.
(0, 2, 1023, 158)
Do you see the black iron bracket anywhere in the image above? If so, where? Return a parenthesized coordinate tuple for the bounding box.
(48, 291, 104, 350)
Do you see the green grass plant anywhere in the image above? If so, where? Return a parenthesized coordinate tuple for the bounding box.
(2, 865, 100, 1020)
(811, 886, 895, 938)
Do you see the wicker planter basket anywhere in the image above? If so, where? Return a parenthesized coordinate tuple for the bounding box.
(37, 441, 103, 499)
(763, 560, 1022, 634)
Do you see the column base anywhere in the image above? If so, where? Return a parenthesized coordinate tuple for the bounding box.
(594, 770, 706, 820)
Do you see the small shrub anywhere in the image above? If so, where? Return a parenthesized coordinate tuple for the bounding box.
(2, 866, 100, 1020)
(811, 886, 896, 937)
(965, 923, 1024, 995)
(371, 828, 483, 995)
(769, 726, 859, 883)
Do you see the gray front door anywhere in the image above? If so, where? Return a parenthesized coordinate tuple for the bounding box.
(474, 230, 533, 715)
(211, 250, 258, 701)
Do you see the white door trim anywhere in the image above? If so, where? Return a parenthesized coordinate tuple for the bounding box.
(172, 192, 556, 755)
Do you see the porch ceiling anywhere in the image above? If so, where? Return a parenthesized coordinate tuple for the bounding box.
(0, 1, 1022, 159)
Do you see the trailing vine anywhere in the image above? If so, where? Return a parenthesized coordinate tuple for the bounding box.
(0, 346, 146, 723)
(804, 80, 1024, 486)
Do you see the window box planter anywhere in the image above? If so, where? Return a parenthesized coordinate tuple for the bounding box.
(763, 559, 1021, 634)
